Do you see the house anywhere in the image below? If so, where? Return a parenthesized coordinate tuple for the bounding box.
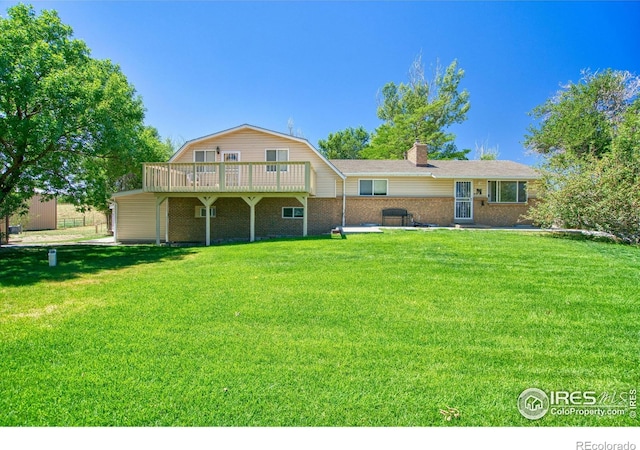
(111, 124, 539, 245)
(524, 395, 544, 412)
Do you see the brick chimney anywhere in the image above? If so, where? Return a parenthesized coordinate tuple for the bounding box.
(407, 141, 428, 166)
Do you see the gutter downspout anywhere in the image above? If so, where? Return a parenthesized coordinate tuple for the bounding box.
(342, 179, 346, 227)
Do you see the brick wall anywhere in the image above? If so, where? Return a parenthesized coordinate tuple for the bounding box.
(167, 196, 343, 243)
(255, 198, 303, 238)
(473, 198, 537, 226)
(167, 195, 536, 243)
(345, 197, 454, 226)
(307, 198, 342, 234)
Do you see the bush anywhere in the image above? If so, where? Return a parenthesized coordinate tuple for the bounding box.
(530, 153, 640, 244)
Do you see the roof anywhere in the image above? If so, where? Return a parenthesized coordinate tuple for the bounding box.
(329, 159, 539, 179)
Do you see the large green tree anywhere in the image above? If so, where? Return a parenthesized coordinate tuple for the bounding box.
(525, 70, 640, 243)
(525, 69, 639, 163)
(365, 56, 471, 160)
(0, 4, 168, 221)
(318, 126, 370, 159)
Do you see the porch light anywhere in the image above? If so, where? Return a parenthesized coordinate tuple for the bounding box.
(216, 146, 220, 154)
(476, 188, 482, 195)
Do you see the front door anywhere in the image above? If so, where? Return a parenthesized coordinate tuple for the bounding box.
(454, 181, 473, 221)
(222, 152, 241, 188)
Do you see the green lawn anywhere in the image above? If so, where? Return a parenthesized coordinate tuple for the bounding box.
(0, 230, 638, 426)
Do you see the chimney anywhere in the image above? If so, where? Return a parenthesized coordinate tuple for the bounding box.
(407, 141, 428, 166)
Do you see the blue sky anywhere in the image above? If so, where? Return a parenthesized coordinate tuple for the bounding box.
(4, 1, 640, 164)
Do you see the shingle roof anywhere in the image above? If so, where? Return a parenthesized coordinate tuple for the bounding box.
(329, 159, 539, 179)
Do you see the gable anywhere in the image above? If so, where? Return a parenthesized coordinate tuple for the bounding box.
(167, 124, 344, 198)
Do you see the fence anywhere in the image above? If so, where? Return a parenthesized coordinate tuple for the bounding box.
(58, 217, 106, 229)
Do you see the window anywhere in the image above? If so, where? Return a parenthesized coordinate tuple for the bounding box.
(266, 149, 288, 172)
(195, 206, 217, 218)
(282, 207, 304, 219)
(359, 179, 388, 196)
(194, 150, 217, 180)
(194, 150, 216, 163)
(488, 181, 527, 203)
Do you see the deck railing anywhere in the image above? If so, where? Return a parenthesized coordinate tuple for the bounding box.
(143, 162, 315, 194)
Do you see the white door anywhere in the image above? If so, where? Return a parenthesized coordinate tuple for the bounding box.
(222, 152, 241, 187)
(455, 181, 473, 221)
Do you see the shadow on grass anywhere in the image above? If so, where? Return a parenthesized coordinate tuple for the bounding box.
(541, 230, 626, 246)
(0, 245, 196, 287)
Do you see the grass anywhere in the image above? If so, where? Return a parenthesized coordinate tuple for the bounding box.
(56, 203, 106, 227)
(6, 203, 109, 244)
(8, 226, 109, 244)
(0, 230, 638, 426)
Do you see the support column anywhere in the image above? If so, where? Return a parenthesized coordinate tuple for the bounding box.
(197, 196, 218, 246)
(155, 196, 167, 245)
(296, 195, 308, 237)
(241, 196, 263, 242)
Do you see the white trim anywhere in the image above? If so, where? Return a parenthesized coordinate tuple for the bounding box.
(454, 180, 473, 221)
(438, 175, 534, 180)
(344, 172, 434, 178)
(282, 206, 304, 219)
(358, 179, 389, 196)
(111, 189, 144, 198)
(221, 151, 241, 162)
(193, 149, 217, 163)
(265, 148, 289, 172)
(295, 196, 308, 236)
(195, 206, 217, 218)
(487, 180, 528, 203)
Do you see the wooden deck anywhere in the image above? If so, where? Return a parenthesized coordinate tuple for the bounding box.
(143, 162, 315, 194)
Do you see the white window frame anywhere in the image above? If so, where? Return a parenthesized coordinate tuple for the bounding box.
(265, 148, 289, 172)
(358, 179, 388, 196)
(195, 206, 217, 218)
(194, 150, 217, 163)
(454, 180, 473, 220)
(488, 180, 527, 203)
(282, 207, 304, 219)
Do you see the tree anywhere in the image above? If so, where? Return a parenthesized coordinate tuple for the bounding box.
(525, 69, 640, 163)
(474, 139, 499, 160)
(318, 126, 370, 159)
(526, 70, 640, 243)
(365, 55, 471, 160)
(77, 126, 173, 227)
(0, 4, 164, 220)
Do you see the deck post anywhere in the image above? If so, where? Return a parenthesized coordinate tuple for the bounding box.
(296, 195, 308, 237)
(142, 163, 146, 192)
(197, 196, 218, 246)
(167, 164, 171, 192)
(241, 196, 262, 242)
(276, 164, 281, 191)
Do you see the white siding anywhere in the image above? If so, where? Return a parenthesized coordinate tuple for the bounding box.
(115, 192, 166, 242)
(345, 176, 453, 197)
(172, 128, 341, 198)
